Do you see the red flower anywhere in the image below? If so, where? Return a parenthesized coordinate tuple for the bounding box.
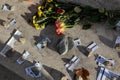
(56, 9, 65, 14)
(55, 19, 65, 35)
(56, 28, 62, 35)
(55, 19, 61, 28)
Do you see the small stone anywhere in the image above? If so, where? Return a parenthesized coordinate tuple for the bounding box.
(10, 6, 16, 11)
(18, 37, 26, 44)
(14, 41, 21, 46)
(3, 21, 10, 29)
(78, 76, 83, 80)
(61, 76, 68, 80)
(42, 40, 47, 47)
(103, 61, 112, 66)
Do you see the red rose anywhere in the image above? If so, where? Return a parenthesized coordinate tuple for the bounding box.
(56, 9, 65, 14)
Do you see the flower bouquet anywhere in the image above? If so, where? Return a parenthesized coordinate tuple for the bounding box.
(32, 0, 120, 35)
(32, 0, 81, 34)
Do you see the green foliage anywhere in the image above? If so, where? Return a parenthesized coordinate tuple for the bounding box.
(33, 0, 120, 30)
(82, 24, 92, 30)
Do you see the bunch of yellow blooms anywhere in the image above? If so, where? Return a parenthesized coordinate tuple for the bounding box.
(33, 6, 47, 30)
(33, 15, 45, 30)
(32, 0, 119, 33)
(33, 0, 54, 30)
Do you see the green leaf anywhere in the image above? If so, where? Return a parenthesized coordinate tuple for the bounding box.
(82, 24, 91, 30)
(36, 17, 50, 24)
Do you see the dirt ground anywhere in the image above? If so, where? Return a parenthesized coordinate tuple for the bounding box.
(0, 0, 120, 80)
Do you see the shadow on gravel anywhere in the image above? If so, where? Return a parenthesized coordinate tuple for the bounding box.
(34, 25, 64, 52)
(77, 46, 88, 57)
(98, 35, 114, 48)
(43, 65, 65, 80)
(21, 0, 45, 26)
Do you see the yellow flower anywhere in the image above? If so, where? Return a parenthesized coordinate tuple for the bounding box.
(33, 15, 36, 20)
(34, 23, 40, 30)
(38, 9, 43, 17)
(47, 0, 53, 3)
(38, 6, 42, 10)
(40, 24, 45, 29)
(48, 7, 52, 11)
(38, 6, 44, 10)
(60, 22, 65, 27)
(32, 16, 36, 24)
(33, 20, 35, 24)
(37, 6, 46, 17)
(33, 19, 40, 30)
(37, 6, 43, 17)
(33, 15, 36, 23)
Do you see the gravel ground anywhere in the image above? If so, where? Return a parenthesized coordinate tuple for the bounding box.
(0, 0, 120, 80)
